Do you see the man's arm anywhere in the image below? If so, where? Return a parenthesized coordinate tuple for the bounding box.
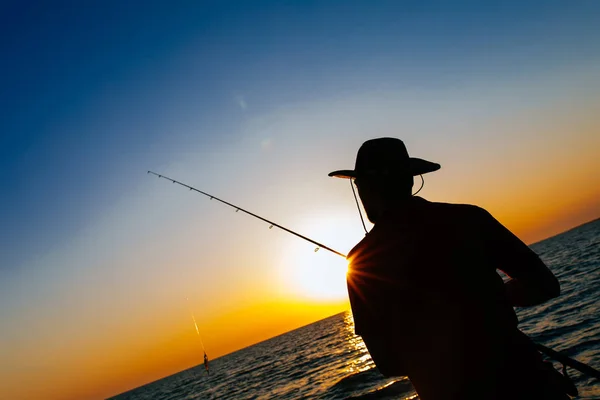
(477, 208, 560, 307)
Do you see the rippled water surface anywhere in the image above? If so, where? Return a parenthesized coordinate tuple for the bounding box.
(110, 219, 600, 399)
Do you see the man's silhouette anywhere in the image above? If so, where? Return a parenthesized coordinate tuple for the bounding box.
(329, 138, 574, 399)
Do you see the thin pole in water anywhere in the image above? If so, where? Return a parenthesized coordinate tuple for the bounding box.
(149, 171, 600, 381)
(186, 297, 205, 352)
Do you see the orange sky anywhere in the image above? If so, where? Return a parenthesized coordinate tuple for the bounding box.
(6, 299, 350, 400)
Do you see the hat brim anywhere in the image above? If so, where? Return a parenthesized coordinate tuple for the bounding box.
(328, 158, 440, 178)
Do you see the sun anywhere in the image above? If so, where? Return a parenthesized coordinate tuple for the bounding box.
(287, 249, 349, 301)
(277, 215, 361, 302)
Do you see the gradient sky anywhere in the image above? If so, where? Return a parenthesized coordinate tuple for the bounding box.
(1, 1, 600, 399)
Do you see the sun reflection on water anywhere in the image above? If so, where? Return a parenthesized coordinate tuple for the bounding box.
(342, 312, 417, 398)
(343, 311, 374, 374)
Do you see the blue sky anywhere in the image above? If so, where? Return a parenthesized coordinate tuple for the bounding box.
(3, 0, 597, 273)
(1, 2, 600, 398)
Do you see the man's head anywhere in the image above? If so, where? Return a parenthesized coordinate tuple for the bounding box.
(329, 138, 440, 223)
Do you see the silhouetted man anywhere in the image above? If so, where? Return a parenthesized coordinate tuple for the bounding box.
(329, 138, 574, 399)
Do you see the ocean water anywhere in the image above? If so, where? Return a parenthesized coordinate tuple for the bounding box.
(110, 219, 600, 400)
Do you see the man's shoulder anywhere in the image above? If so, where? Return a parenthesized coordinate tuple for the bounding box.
(420, 198, 487, 216)
(347, 199, 493, 259)
(348, 230, 374, 261)
(417, 198, 498, 231)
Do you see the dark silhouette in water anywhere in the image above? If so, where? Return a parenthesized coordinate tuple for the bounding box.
(329, 138, 577, 400)
(204, 352, 209, 375)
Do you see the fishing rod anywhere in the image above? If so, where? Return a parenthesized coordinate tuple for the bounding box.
(536, 343, 600, 380)
(147, 171, 345, 257)
(148, 171, 600, 381)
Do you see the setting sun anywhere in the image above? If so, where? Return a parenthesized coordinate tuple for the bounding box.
(286, 249, 349, 300)
(277, 216, 359, 301)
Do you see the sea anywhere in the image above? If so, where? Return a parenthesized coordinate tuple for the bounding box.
(109, 218, 600, 400)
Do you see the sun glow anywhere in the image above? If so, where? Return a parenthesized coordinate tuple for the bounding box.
(278, 215, 362, 301)
(281, 244, 349, 300)
(277, 239, 347, 301)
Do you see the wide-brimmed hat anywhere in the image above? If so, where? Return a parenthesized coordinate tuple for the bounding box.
(328, 137, 440, 179)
